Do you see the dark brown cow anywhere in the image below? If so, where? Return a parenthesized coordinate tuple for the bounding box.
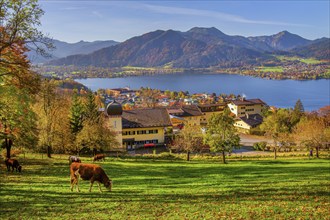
(70, 163, 112, 192)
(5, 158, 22, 172)
(68, 156, 81, 165)
(93, 154, 105, 162)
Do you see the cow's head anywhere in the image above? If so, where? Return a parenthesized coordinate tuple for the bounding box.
(18, 165, 22, 173)
(104, 179, 112, 191)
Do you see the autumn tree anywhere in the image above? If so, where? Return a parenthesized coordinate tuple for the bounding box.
(138, 87, 160, 107)
(0, 86, 38, 158)
(76, 91, 119, 153)
(76, 116, 119, 154)
(173, 124, 203, 161)
(260, 109, 292, 159)
(293, 114, 330, 158)
(48, 92, 72, 154)
(204, 110, 240, 163)
(34, 79, 73, 156)
(0, 0, 52, 157)
(0, 0, 52, 89)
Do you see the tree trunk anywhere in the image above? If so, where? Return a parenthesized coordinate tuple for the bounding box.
(5, 138, 12, 159)
(316, 146, 319, 158)
(47, 145, 52, 158)
(187, 151, 190, 161)
(222, 151, 226, 164)
(274, 147, 277, 160)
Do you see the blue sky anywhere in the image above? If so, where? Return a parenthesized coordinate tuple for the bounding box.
(39, 1, 330, 43)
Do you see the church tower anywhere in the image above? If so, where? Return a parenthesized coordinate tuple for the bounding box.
(105, 101, 123, 150)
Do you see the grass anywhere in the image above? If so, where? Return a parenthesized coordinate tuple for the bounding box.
(257, 66, 284, 73)
(1, 155, 329, 219)
(276, 55, 324, 64)
(299, 58, 323, 64)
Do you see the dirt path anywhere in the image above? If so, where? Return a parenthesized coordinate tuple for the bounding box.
(239, 133, 273, 146)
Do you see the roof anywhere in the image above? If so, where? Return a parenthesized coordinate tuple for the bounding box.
(167, 105, 203, 117)
(197, 103, 226, 112)
(231, 99, 266, 106)
(197, 103, 227, 108)
(106, 101, 123, 116)
(237, 114, 263, 127)
(167, 109, 184, 114)
(122, 108, 172, 128)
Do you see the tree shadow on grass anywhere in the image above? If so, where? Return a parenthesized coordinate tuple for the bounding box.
(1, 157, 329, 218)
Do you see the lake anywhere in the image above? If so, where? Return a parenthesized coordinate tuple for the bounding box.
(76, 73, 330, 111)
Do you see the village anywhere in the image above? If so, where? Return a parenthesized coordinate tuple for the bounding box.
(97, 87, 268, 152)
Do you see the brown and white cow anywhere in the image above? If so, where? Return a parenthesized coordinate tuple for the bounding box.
(70, 163, 112, 192)
(93, 154, 105, 162)
(5, 158, 22, 172)
(68, 155, 81, 165)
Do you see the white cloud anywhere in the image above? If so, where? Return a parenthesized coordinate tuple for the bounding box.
(92, 11, 103, 18)
(143, 4, 310, 27)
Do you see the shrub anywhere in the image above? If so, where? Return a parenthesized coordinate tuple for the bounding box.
(253, 142, 267, 151)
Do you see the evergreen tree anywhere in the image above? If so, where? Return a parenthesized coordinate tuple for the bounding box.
(69, 93, 84, 135)
(294, 99, 304, 113)
(291, 99, 304, 126)
(84, 91, 100, 123)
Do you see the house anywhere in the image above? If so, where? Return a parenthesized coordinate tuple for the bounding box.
(167, 105, 203, 126)
(197, 103, 227, 125)
(234, 114, 263, 134)
(227, 98, 266, 117)
(105, 101, 172, 151)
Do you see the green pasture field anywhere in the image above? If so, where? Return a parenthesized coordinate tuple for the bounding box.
(276, 55, 323, 64)
(257, 66, 284, 73)
(299, 58, 323, 64)
(1, 155, 329, 219)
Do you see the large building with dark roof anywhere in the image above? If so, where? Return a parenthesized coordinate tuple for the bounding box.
(198, 103, 227, 125)
(167, 105, 203, 126)
(228, 98, 266, 117)
(105, 103, 172, 150)
(234, 114, 263, 133)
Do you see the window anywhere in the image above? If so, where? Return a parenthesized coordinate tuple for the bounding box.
(137, 130, 147, 135)
(123, 131, 135, 135)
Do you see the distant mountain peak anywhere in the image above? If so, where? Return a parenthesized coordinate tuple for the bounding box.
(274, 30, 295, 37)
(188, 27, 226, 36)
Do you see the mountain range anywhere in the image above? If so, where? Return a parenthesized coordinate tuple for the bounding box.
(27, 39, 119, 63)
(46, 27, 329, 68)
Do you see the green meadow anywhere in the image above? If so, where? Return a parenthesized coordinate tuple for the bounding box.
(257, 66, 284, 73)
(276, 55, 324, 64)
(1, 155, 329, 219)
